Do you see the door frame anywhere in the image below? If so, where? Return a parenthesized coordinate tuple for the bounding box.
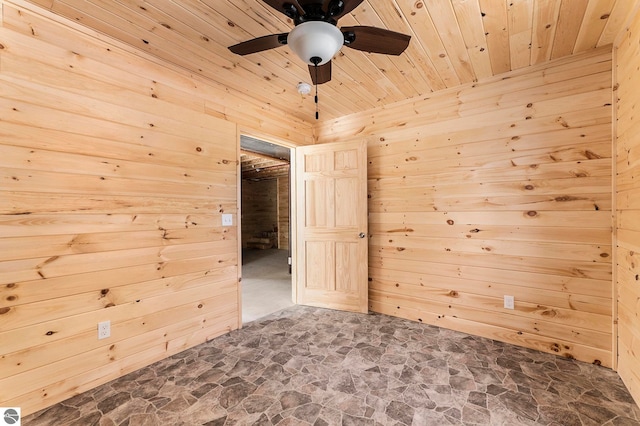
(236, 129, 299, 326)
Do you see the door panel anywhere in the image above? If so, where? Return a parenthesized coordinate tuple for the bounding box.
(295, 140, 368, 313)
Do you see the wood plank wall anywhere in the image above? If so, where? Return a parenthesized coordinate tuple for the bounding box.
(10, 0, 314, 146)
(615, 6, 640, 405)
(316, 47, 614, 367)
(241, 180, 278, 248)
(0, 1, 311, 415)
(278, 175, 290, 250)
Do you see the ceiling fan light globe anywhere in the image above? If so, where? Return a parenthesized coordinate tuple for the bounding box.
(287, 21, 344, 66)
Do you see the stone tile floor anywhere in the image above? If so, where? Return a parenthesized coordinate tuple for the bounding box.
(24, 306, 640, 425)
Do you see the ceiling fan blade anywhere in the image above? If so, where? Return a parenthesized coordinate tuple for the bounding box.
(309, 61, 332, 85)
(341, 26, 411, 55)
(228, 33, 288, 55)
(262, 0, 306, 17)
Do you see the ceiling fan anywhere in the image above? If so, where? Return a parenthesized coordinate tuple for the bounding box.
(228, 0, 412, 86)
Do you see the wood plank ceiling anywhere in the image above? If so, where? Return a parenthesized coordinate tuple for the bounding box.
(25, 0, 635, 124)
(241, 150, 289, 181)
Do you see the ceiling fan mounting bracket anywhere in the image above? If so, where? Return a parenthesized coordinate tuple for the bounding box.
(282, 3, 299, 20)
(343, 31, 355, 45)
(327, 0, 345, 18)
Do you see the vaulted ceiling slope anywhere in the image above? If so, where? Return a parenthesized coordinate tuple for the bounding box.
(25, 0, 635, 124)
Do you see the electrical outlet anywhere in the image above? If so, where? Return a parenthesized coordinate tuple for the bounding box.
(98, 320, 111, 340)
(504, 295, 515, 310)
(222, 213, 233, 226)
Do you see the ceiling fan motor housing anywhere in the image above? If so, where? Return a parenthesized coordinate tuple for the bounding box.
(284, 1, 345, 24)
(287, 21, 344, 66)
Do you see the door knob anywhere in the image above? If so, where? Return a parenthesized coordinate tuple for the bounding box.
(359, 232, 366, 238)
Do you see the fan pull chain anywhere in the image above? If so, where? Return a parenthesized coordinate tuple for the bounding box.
(309, 57, 322, 120)
(314, 64, 319, 120)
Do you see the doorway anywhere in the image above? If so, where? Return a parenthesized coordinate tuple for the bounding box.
(239, 136, 293, 323)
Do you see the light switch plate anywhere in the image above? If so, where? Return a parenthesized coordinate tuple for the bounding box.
(222, 214, 233, 226)
(504, 295, 515, 310)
